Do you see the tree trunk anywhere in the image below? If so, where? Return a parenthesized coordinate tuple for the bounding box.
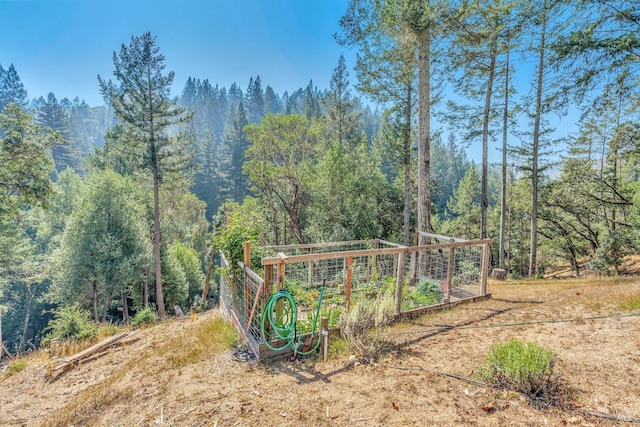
(403, 84, 413, 246)
(93, 280, 99, 322)
(122, 286, 130, 326)
(529, 6, 547, 278)
(266, 187, 280, 245)
(143, 267, 149, 308)
(481, 47, 496, 240)
(0, 310, 4, 359)
(202, 244, 216, 304)
(19, 287, 34, 352)
(153, 164, 166, 319)
(417, 24, 433, 244)
(499, 45, 510, 269)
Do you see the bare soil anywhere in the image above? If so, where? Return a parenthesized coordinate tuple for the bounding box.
(1, 275, 640, 427)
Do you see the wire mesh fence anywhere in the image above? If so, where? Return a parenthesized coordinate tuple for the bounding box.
(219, 234, 491, 359)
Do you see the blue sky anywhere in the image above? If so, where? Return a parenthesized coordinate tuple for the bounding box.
(0, 0, 352, 106)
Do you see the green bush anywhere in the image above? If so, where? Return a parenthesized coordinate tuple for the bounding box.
(130, 307, 159, 328)
(416, 278, 443, 304)
(338, 292, 395, 361)
(590, 230, 636, 275)
(43, 304, 98, 344)
(480, 339, 566, 408)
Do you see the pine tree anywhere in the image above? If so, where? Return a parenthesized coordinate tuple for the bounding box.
(0, 64, 28, 111)
(264, 85, 282, 114)
(98, 32, 194, 319)
(222, 103, 250, 202)
(35, 92, 79, 173)
(245, 76, 265, 123)
(322, 54, 362, 149)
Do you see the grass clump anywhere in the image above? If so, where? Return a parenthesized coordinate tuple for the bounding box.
(480, 338, 568, 408)
(4, 360, 27, 376)
(620, 293, 640, 311)
(130, 307, 158, 328)
(338, 292, 395, 362)
(160, 316, 238, 368)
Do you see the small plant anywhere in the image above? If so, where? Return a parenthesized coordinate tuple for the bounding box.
(193, 297, 208, 313)
(479, 339, 568, 408)
(297, 306, 342, 334)
(453, 261, 481, 285)
(338, 292, 395, 361)
(620, 294, 640, 311)
(416, 278, 443, 304)
(42, 304, 98, 345)
(130, 307, 159, 328)
(4, 360, 27, 376)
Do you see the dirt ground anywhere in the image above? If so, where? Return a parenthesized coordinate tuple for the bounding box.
(1, 275, 640, 427)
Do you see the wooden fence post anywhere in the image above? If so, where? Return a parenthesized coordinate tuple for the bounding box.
(446, 240, 454, 303)
(346, 257, 353, 309)
(243, 241, 251, 268)
(395, 251, 405, 315)
(481, 241, 490, 295)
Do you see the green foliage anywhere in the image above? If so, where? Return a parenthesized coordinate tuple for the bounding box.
(130, 307, 158, 328)
(338, 292, 395, 361)
(453, 261, 481, 285)
(53, 169, 151, 321)
(416, 278, 443, 303)
(43, 304, 97, 344)
(0, 103, 58, 219)
(4, 360, 27, 376)
(590, 230, 636, 275)
(480, 339, 564, 408)
(244, 113, 318, 244)
(213, 210, 261, 269)
(620, 295, 640, 311)
(297, 306, 342, 334)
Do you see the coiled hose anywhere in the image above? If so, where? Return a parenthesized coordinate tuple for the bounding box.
(261, 284, 325, 356)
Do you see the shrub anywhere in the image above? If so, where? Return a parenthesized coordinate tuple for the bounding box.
(338, 292, 395, 361)
(590, 230, 636, 275)
(416, 278, 443, 304)
(130, 307, 159, 328)
(43, 304, 97, 345)
(480, 339, 567, 408)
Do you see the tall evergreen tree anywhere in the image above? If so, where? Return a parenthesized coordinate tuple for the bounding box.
(222, 103, 250, 202)
(245, 76, 265, 123)
(35, 92, 78, 173)
(264, 85, 282, 114)
(0, 64, 28, 111)
(98, 31, 194, 319)
(321, 54, 362, 149)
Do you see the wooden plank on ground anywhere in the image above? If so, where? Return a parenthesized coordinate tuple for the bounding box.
(52, 331, 134, 372)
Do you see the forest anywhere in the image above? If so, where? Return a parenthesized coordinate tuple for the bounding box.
(0, 0, 639, 357)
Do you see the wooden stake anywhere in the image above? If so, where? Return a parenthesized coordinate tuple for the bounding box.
(321, 317, 329, 362)
(346, 257, 353, 309)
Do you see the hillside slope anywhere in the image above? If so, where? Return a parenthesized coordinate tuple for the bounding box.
(1, 276, 640, 426)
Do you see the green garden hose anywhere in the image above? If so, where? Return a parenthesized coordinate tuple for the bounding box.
(261, 284, 325, 356)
